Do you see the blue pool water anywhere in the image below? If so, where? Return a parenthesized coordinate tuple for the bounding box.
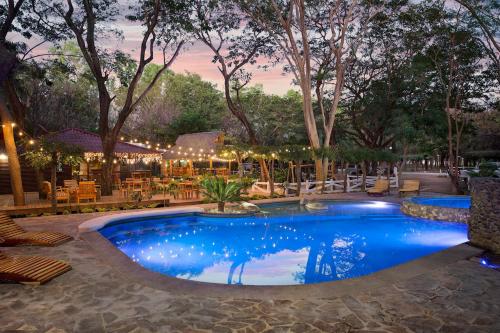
(410, 196, 471, 209)
(100, 201, 468, 285)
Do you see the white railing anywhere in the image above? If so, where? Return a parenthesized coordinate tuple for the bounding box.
(347, 175, 399, 192)
(251, 175, 399, 196)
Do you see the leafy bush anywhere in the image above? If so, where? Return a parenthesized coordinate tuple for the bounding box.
(201, 177, 243, 212)
(469, 162, 498, 177)
(147, 203, 160, 208)
(96, 207, 108, 213)
(80, 207, 95, 213)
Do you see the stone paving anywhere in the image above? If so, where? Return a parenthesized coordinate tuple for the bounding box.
(1, 199, 500, 333)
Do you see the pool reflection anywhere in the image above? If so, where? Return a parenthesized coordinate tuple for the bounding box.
(100, 202, 468, 285)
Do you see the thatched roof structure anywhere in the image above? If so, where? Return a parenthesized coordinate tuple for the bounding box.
(163, 131, 224, 160)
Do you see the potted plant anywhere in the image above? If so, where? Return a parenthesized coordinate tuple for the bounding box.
(200, 176, 243, 212)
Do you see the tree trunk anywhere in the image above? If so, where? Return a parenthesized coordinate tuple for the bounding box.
(361, 161, 367, 191)
(101, 137, 116, 196)
(218, 201, 225, 212)
(0, 99, 24, 205)
(269, 159, 275, 197)
(51, 154, 57, 214)
(237, 154, 244, 179)
(4, 78, 26, 127)
(295, 161, 302, 197)
(258, 158, 270, 182)
(301, 84, 323, 180)
(34, 168, 45, 198)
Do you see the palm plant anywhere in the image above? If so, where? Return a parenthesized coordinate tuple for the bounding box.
(201, 177, 243, 212)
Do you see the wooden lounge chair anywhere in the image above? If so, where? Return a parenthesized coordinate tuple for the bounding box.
(367, 179, 390, 196)
(399, 180, 420, 197)
(0, 245, 71, 285)
(0, 212, 73, 247)
(76, 181, 97, 203)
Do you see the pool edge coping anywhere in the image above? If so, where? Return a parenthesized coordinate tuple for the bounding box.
(78, 200, 482, 300)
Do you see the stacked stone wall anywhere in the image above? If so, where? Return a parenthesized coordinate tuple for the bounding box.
(469, 178, 500, 254)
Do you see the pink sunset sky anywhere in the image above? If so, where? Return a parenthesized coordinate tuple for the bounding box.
(15, 18, 295, 96)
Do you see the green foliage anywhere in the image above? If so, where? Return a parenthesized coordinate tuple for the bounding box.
(200, 177, 243, 211)
(469, 163, 498, 177)
(147, 203, 161, 208)
(273, 168, 288, 183)
(80, 208, 95, 214)
(23, 139, 83, 170)
(96, 207, 108, 213)
(278, 145, 313, 162)
(225, 87, 307, 145)
(124, 68, 226, 143)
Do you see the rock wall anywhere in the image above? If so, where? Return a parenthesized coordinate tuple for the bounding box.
(401, 200, 469, 223)
(468, 178, 500, 254)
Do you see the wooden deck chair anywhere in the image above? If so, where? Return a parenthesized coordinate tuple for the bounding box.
(0, 247, 71, 285)
(0, 212, 73, 247)
(366, 179, 390, 196)
(76, 181, 97, 203)
(399, 180, 420, 197)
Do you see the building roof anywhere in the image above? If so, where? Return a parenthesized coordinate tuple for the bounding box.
(45, 128, 160, 155)
(163, 131, 224, 160)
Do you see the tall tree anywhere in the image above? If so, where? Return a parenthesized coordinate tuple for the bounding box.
(184, 0, 273, 180)
(238, 0, 380, 180)
(55, 0, 185, 194)
(1, 0, 67, 205)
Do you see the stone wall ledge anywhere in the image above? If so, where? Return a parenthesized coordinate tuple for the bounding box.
(401, 200, 469, 223)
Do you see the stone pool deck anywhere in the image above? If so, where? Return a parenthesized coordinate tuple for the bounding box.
(1, 193, 500, 333)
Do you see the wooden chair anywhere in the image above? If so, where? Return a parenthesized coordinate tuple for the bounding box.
(76, 181, 97, 203)
(367, 179, 390, 196)
(63, 179, 79, 202)
(44, 182, 70, 204)
(63, 179, 78, 189)
(0, 212, 73, 247)
(399, 180, 420, 197)
(0, 245, 71, 285)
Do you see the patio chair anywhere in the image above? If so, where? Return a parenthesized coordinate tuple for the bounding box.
(76, 181, 97, 203)
(367, 179, 390, 196)
(44, 182, 70, 204)
(63, 179, 79, 202)
(0, 212, 73, 247)
(0, 243, 71, 285)
(399, 180, 420, 197)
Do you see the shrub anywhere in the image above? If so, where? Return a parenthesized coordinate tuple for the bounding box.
(201, 176, 243, 212)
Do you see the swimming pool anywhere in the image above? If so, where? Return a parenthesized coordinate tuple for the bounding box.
(409, 196, 471, 209)
(99, 201, 468, 286)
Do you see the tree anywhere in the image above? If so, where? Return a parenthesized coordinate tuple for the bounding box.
(224, 87, 307, 146)
(19, 44, 100, 135)
(238, 0, 380, 181)
(1, 0, 68, 205)
(453, 0, 499, 77)
(24, 140, 82, 213)
(184, 0, 273, 181)
(54, 0, 185, 194)
(123, 68, 226, 143)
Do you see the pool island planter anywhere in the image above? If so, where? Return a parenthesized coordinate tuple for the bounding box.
(401, 197, 470, 223)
